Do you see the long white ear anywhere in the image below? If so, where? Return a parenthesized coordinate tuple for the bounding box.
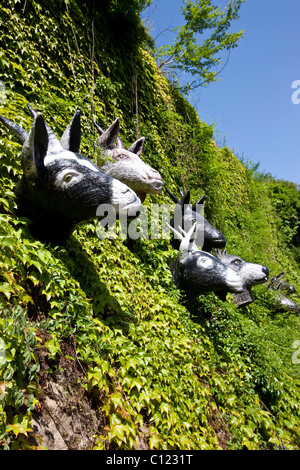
(22, 113, 48, 178)
(167, 223, 183, 241)
(167, 223, 200, 252)
(179, 223, 198, 254)
(60, 110, 81, 153)
(178, 224, 199, 252)
(128, 137, 145, 155)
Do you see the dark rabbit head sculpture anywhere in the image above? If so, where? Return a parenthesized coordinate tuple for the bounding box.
(94, 117, 163, 202)
(169, 224, 244, 300)
(0, 106, 141, 243)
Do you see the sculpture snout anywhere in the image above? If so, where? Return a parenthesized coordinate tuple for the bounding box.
(146, 168, 161, 179)
(254, 265, 269, 284)
(203, 231, 227, 251)
(144, 168, 163, 192)
(212, 235, 227, 248)
(146, 168, 162, 180)
(111, 180, 141, 215)
(263, 266, 269, 279)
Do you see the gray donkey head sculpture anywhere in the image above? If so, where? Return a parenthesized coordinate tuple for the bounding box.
(169, 224, 244, 301)
(0, 107, 141, 244)
(167, 188, 227, 252)
(93, 117, 163, 202)
(214, 249, 269, 306)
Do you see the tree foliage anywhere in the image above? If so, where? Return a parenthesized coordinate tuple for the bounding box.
(267, 178, 300, 263)
(152, 0, 245, 91)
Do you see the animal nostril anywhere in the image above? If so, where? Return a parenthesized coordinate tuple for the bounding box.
(263, 266, 269, 276)
(147, 169, 161, 180)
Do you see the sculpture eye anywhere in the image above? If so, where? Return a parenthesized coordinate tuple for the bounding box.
(117, 154, 129, 160)
(233, 259, 242, 265)
(198, 257, 213, 267)
(63, 174, 74, 183)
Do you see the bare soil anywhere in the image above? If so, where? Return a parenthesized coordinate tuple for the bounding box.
(30, 330, 108, 450)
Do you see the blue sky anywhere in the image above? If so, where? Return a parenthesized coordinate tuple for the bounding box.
(141, 0, 300, 185)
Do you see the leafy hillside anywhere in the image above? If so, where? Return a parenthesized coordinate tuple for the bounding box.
(0, 0, 300, 450)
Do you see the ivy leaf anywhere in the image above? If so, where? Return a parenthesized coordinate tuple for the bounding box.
(0, 283, 15, 299)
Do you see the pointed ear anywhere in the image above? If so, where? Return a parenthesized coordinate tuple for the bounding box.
(128, 136, 145, 155)
(166, 188, 180, 204)
(93, 120, 104, 134)
(166, 222, 183, 241)
(179, 190, 190, 206)
(179, 223, 197, 255)
(27, 102, 37, 118)
(60, 110, 81, 153)
(23, 113, 48, 178)
(0, 114, 28, 142)
(27, 102, 62, 153)
(97, 117, 120, 148)
(192, 195, 205, 211)
(276, 272, 285, 281)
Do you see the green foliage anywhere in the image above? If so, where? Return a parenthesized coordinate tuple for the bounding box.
(267, 178, 300, 263)
(0, 0, 300, 451)
(0, 305, 40, 449)
(152, 0, 245, 91)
